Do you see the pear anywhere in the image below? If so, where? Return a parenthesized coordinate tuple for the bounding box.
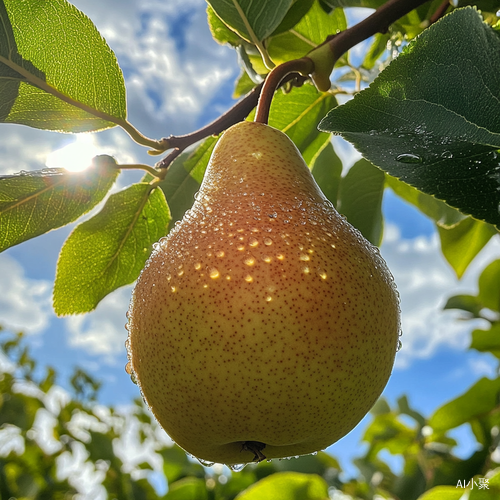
(126, 121, 400, 466)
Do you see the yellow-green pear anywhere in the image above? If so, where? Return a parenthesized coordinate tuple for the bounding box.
(126, 121, 400, 466)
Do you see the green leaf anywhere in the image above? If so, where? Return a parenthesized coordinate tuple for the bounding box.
(321, 0, 386, 7)
(207, 0, 293, 43)
(158, 137, 218, 226)
(416, 486, 464, 500)
(164, 477, 208, 500)
(438, 218, 498, 278)
(0, 161, 118, 252)
(443, 294, 483, 317)
(268, 1, 347, 64)
(235, 472, 329, 500)
(362, 32, 390, 70)
(319, 8, 500, 229)
(311, 142, 342, 207)
(0, 393, 42, 430)
(160, 445, 205, 484)
(87, 430, 116, 464)
(207, 5, 245, 46)
(429, 377, 500, 432)
(470, 324, 500, 358)
(271, 0, 315, 35)
(233, 69, 259, 98)
(338, 159, 385, 245)
(53, 183, 170, 315)
(0, 0, 126, 132)
(267, 83, 337, 165)
(478, 259, 500, 312)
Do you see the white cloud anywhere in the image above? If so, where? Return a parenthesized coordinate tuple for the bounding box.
(381, 225, 500, 368)
(65, 286, 132, 363)
(0, 254, 53, 334)
(71, 0, 238, 139)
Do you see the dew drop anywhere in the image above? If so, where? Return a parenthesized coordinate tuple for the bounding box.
(245, 275, 253, 283)
(319, 271, 327, 280)
(237, 244, 245, 251)
(277, 254, 285, 260)
(249, 237, 259, 247)
(397, 339, 403, 352)
(263, 255, 272, 263)
(244, 257, 256, 266)
(171, 286, 177, 292)
(125, 361, 132, 375)
(198, 458, 215, 467)
(216, 250, 225, 258)
(195, 263, 202, 270)
(303, 266, 310, 274)
(177, 269, 184, 277)
(440, 150, 453, 159)
(228, 463, 246, 472)
(264, 237, 273, 246)
(396, 153, 422, 164)
(210, 268, 220, 279)
(266, 296, 272, 302)
(300, 254, 310, 261)
(205, 206, 213, 213)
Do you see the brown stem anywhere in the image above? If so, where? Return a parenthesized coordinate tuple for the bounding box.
(429, 0, 450, 24)
(254, 58, 314, 124)
(328, 0, 431, 61)
(159, 82, 264, 153)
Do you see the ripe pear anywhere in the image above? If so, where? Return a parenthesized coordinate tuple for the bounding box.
(126, 121, 400, 466)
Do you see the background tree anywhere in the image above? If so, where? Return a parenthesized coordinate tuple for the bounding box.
(1, 0, 500, 498)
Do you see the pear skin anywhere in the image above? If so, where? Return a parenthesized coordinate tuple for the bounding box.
(126, 121, 400, 466)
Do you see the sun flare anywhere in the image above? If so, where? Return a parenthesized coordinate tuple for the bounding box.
(46, 135, 100, 172)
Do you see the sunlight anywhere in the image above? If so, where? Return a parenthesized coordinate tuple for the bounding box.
(45, 135, 100, 172)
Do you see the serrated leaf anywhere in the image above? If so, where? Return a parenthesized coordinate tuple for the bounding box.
(53, 183, 170, 315)
(268, 1, 347, 64)
(235, 472, 328, 500)
(0, 0, 126, 132)
(438, 218, 498, 278)
(429, 377, 500, 432)
(338, 159, 385, 245)
(470, 324, 500, 358)
(207, 0, 293, 43)
(319, 8, 500, 229)
(0, 162, 118, 252)
(311, 142, 342, 207)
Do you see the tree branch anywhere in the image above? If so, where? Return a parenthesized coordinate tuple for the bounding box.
(308, 0, 431, 90)
(156, 0, 431, 169)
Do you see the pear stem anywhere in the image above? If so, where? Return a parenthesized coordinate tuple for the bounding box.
(254, 58, 314, 125)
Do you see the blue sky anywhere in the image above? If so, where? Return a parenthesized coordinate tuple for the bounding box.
(1, 0, 500, 482)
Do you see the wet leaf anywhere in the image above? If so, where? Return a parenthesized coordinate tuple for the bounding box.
(320, 8, 500, 229)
